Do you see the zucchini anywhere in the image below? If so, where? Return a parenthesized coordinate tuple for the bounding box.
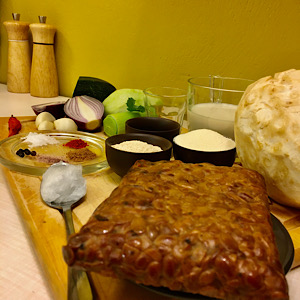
(72, 76, 116, 102)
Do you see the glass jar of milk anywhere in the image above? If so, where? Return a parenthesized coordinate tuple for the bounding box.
(187, 76, 253, 140)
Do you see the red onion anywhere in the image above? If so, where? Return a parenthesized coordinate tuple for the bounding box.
(31, 101, 66, 119)
(64, 95, 105, 132)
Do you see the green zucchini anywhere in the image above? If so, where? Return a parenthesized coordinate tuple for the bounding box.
(72, 76, 116, 102)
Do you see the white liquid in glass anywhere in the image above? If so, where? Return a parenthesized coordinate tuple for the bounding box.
(188, 103, 237, 139)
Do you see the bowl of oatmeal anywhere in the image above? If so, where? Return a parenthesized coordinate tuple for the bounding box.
(105, 133, 172, 177)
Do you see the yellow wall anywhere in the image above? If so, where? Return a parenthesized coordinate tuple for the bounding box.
(1, 0, 300, 97)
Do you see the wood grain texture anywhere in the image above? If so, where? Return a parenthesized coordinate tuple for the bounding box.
(3, 21, 31, 93)
(30, 44, 59, 98)
(0, 116, 299, 300)
(30, 23, 58, 98)
(0, 117, 170, 300)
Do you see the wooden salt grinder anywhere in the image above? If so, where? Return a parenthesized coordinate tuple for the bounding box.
(30, 16, 59, 97)
(3, 13, 31, 93)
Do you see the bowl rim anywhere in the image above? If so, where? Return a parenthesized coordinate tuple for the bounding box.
(126, 117, 180, 133)
(173, 136, 236, 153)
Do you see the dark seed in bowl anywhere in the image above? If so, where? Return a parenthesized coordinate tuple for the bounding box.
(16, 149, 25, 157)
(16, 148, 37, 158)
(24, 148, 31, 155)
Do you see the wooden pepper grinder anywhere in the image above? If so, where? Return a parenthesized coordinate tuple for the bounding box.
(3, 13, 31, 93)
(30, 16, 59, 97)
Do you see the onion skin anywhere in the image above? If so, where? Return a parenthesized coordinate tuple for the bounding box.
(31, 101, 66, 119)
(64, 95, 105, 132)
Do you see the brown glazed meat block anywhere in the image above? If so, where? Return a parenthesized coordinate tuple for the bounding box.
(63, 160, 288, 300)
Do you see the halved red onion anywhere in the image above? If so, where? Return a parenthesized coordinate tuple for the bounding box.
(64, 95, 105, 132)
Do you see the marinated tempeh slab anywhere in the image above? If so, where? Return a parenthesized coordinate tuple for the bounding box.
(63, 160, 288, 300)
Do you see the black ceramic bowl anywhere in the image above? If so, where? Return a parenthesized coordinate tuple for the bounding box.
(125, 117, 180, 142)
(105, 133, 172, 177)
(173, 135, 236, 167)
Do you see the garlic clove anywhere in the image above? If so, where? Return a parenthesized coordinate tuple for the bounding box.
(35, 111, 56, 128)
(54, 118, 78, 131)
(38, 120, 55, 131)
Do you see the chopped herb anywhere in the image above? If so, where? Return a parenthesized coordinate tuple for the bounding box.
(126, 97, 145, 113)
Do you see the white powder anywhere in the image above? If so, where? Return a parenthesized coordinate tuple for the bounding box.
(21, 132, 59, 148)
(112, 140, 163, 153)
(174, 129, 236, 151)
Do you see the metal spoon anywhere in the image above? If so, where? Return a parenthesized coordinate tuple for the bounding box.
(40, 162, 93, 300)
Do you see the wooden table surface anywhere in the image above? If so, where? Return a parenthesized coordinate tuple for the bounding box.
(0, 85, 300, 300)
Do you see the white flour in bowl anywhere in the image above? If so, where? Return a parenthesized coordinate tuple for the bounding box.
(174, 129, 235, 151)
(112, 140, 162, 153)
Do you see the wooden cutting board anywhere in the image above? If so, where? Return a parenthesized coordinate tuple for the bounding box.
(1, 116, 300, 300)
